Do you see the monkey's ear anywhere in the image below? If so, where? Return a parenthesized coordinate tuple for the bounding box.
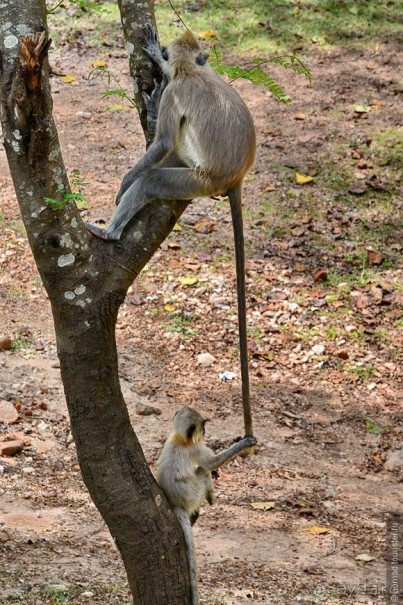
(186, 424, 196, 440)
(161, 47, 169, 61)
(196, 52, 209, 66)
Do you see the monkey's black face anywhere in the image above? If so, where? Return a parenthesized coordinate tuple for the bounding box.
(161, 47, 169, 61)
(195, 52, 209, 66)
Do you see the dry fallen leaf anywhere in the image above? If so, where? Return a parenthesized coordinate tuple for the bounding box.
(354, 104, 371, 114)
(173, 224, 182, 232)
(314, 268, 328, 282)
(250, 501, 276, 511)
(60, 74, 76, 83)
(308, 525, 331, 535)
(178, 276, 199, 287)
(355, 553, 375, 564)
(92, 60, 107, 68)
(198, 31, 217, 39)
(163, 304, 176, 312)
(367, 250, 383, 265)
(295, 172, 314, 185)
(193, 220, 216, 234)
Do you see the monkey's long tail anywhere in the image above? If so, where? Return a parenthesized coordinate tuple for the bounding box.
(175, 508, 200, 605)
(228, 184, 254, 438)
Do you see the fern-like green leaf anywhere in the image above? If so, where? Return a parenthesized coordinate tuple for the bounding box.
(215, 64, 291, 104)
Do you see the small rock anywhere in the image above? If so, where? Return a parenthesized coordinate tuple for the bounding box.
(370, 286, 383, 304)
(76, 111, 92, 120)
(0, 336, 12, 351)
(42, 490, 57, 498)
(22, 466, 35, 474)
(37, 421, 49, 433)
(348, 184, 367, 196)
(0, 465, 4, 475)
(135, 401, 162, 416)
(384, 448, 403, 472)
(0, 400, 19, 423)
(196, 352, 216, 367)
(81, 592, 94, 598)
(311, 344, 325, 355)
(0, 440, 23, 456)
(0, 530, 10, 542)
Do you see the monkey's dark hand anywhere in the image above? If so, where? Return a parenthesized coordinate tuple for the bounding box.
(241, 436, 257, 448)
(143, 24, 165, 69)
(142, 76, 168, 138)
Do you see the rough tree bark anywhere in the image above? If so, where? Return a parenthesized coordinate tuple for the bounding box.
(0, 0, 192, 603)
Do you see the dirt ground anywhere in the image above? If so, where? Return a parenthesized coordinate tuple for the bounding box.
(0, 18, 402, 605)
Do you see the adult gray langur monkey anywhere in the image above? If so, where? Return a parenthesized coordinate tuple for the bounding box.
(87, 25, 256, 438)
(156, 406, 257, 605)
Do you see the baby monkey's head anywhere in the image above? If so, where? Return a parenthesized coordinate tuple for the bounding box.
(173, 406, 209, 444)
(163, 30, 209, 73)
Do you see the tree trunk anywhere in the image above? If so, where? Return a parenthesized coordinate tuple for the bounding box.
(0, 1, 192, 603)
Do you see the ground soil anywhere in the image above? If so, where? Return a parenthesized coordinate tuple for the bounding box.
(0, 25, 402, 605)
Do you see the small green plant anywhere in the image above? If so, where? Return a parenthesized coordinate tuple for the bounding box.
(6, 288, 28, 298)
(90, 66, 137, 109)
(11, 338, 34, 351)
(45, 170, 89, 211)
(365, 418, 391, 435)
(164, 312, 197, 338)
(348, 363, 374, 379)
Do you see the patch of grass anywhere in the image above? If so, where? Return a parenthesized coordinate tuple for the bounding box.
(299, 587, 343, 604)
(156, 0, 402, 54)
(10, 219, 26, 235)
(11, 338, 35, 351)
(348, 363, 374, 379)
(248, 326, 265, 340)
(372, 128, 403, 168)
(164, 312, 197, 338)
(365, 418, 391, 435)
(50, 0, 402, 67)
(325, 325, 341, 340)
(50, 1, 121, 48)
(6, 288, 29, 298)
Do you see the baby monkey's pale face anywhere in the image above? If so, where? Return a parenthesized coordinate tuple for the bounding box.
(173, 406, 208, 443)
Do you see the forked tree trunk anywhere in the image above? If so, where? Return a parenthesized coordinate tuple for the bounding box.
(0, 1, 192, 603)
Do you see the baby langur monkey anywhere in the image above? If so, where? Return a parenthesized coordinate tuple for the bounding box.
(87, 24, 256, 438)
(157, 406, 257, 605)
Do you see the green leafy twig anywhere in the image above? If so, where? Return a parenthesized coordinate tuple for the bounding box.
(45, 170, 89, 211)
(89, 66, 137, 109)
(212, 49, 312, 104)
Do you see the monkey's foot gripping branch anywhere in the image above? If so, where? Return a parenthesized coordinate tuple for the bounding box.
(85, 224, 117, 241)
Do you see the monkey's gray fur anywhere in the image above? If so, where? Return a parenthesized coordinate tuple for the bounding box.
(156, 406, 257, 605)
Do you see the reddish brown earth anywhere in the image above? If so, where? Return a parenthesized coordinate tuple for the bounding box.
(0, 25, 402, 605)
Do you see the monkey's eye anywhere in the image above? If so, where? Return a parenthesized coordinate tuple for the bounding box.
(161, 47, 169, 61)
(196, 52, 209, 66)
